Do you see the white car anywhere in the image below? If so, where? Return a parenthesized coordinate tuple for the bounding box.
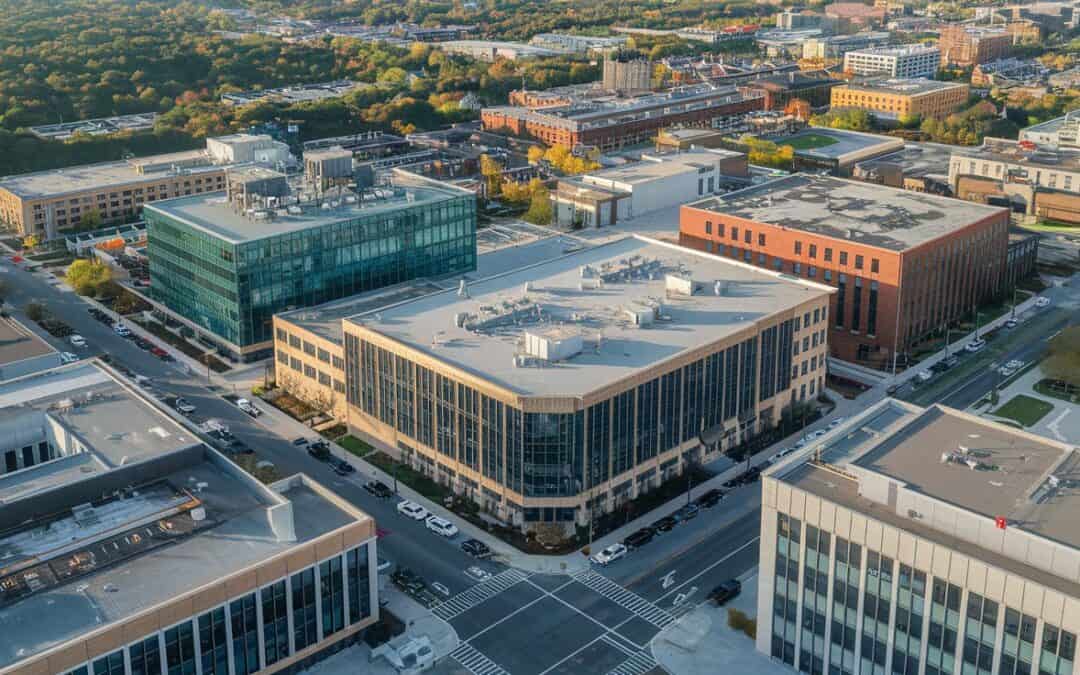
(917, 370, 933, 383)
(965, 339, 986, 353)
(174, 397, 196, 414)
(1005, 319, 1018, 329)
(590, 543, 628, 566)
(113, 323, 132, 337)
(68, 334, 87, 348)
(1006, 359, 1024, 370)
(810, 429, 827, 439)
(769, 448, 794, 463)
(236, 398, 261, 417)
(59, 351, 79, 364)
(397, 500, 429, 521)
(1035, 296, 1050, 308)
(999, 365, 1017, 377)
(425, 515, 459, 538)
(828, 417, 846, 429)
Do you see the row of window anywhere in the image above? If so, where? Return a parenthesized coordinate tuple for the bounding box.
(63, 545, 372, 675)
(772, 513, 1077, 675)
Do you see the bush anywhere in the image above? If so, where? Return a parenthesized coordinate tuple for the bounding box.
(25, 302, 46, 322)
(728, 608, 757, 640)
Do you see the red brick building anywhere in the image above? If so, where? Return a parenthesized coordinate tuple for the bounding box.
(679, 174, 1010, 368)
(939, 25, 1013, 66)
(481, 85, 763, 150)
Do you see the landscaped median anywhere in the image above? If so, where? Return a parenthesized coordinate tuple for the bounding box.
(991, 394, 1054, 427)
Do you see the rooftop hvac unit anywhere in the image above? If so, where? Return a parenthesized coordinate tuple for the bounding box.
(665, 274, 698, 296)
(191, 507, 207, 522)
(524, 329, 583, 361)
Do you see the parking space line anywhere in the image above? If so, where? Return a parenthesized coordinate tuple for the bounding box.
(450, 642, 510, 675)
(433, 568, 532, 621)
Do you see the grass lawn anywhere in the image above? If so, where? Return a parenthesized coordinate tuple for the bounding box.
(1018, 219, 1080, 234)
(992, 394, 1054, 427)
(336, 434, 373, 457)
(786, 133, 840, 150)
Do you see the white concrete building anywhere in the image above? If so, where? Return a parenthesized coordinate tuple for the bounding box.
(843, 44, 941, 79)
(759, 398, 1080, 675)
(553, 149, 748, 227)
(206, 133, 292, 167)
(1021, 110, 1080, 150)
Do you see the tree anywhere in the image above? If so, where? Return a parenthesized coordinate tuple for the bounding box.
(524, 185, 553, 225)
(527, 145, 545, 164)
(22, 234, 38, 251)
(79, 209, 103, 230)
(24, 302, 45, 322)
(66, 259, 111, 296)
(479, 153, 504, 197)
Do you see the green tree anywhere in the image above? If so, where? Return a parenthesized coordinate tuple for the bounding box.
(79, 209, 103, 230)
(24, 302, 46, 322)
(524, 185, 553, 225)
(66, 259, 111, 296)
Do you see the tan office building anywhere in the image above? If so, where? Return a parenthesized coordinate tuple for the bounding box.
(830, 79, 969, 121)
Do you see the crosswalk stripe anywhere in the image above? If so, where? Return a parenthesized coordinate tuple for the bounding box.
(433, 568, 531, 620)
(606, 649, 658, 675)
(451, 643, 510, 675)
(572, 570, 676, 629)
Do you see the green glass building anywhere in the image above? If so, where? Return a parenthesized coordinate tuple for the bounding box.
(145, 173, 477, 361)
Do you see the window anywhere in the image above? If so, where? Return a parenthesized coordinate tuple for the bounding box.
(198, 608, 228, 675)
(718, 222, 725, 237)
(867, 281, 878, 336)
(292, 568, 318, 651)
(705, 221, 712, 235)
(795, 241, 802, 255)
(870, 258, 879, 274)
(851, 277, 863, 332)
(164, 622, 196, 675)
(793, 262, 802, 275)
(230, 594, 260, 675)
(824, 247, 832, 262)
(744, 229, 751, 244)
(731, 226, 738, 241)
(773, 257, 783, 271)
(347, 545, 372, 624)
(835, 274, 846, 328)
(93, 651, 126, 675)
(855, 254, 864, 270)
(317, 347, 330, 363)
(758, 233, 766, 246)
(130, 636, 162, 675)
(321, 556, 346, 637)
(809, 244, 817, 259)
(261, 580, 290, 666)
(840, 251, 848, 266)
(808, 265, 817, 278)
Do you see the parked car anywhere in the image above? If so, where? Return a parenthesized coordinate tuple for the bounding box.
(965, 338, 986, 353)
(623, 528, 654, 549)
(134, 337, 152, 350)
(674, 504, 700, 522)
(68, 334, 87, 348)
(589, 543, 628, 566)
(113, 323, 132, 337)
(917, 370, 933, 383)
(397, 500, 429, 521)
(694, 488, 724, 508)
(391, 567, 425, 595)
(886, 383, 901, 396)
(768, 448, 792, 464)
(708, 579, 742, 605)
(59, 351, 79, 364)
(425, 515, 459, 537)
(150, 347, 170, 360)
(827, 416, 846, 429)
(292, 437, 309, 446)
(174, 397, 195, 414)
(307, 443, 331, 461)
(365, 481, 393, 499)
(236, 398, 261, 417)
(333, 458, 355, 476)
(461, 539, 493, 559)
(1035, 296, 1050, 308)
(1005, 319, 1018, 329)
(229, 440, 254, 455)
(650, 516, 677, 533)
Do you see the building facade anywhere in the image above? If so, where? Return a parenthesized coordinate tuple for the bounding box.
(842, 45, 941, 79)
(759, 399, 1080, 675)
(949, 138, 1080, 224)
(339, 236, 832, 531)
(602, 53, 653, 92)
(481, 86, 764, 150)
(830, 80, 969, 121)
(145, 171, 477, 361)
(741, 71, 844, 110)
(939, 25, 1013, 66)
(679, 174, 1009, 368)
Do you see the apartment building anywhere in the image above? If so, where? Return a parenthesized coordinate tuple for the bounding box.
(949, 138, 1080, 224)
(760, 398, 1080, 675)
(830, 79, 969, 121)
(338, 235, 832, 532)
(939, 25, 1013, 66)
(0, 134, 289, 239)
(843, 45, 942, 79)
(678, 174, 1009, 368)
(741, 70, 844, 110)
(144, 170, 477, 361)
(0, 361, 378, 675)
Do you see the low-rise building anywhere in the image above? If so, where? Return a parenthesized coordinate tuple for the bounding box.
(774, 128, 905, 176)
(339, 234, 833, 531)
(830, 78, 969, 121)
(1007, 229, 1040, 288)
(939, 24, 1013, 66)
(0, 361, 378, 675)
(971, 57, 1050, 87)
(438, 40, 563, 61)
(0, 316, 59, 384)
(144, 170, 478, 361)
(1020, 109, 1080, 150)
(740, 70, 844, 110)
(679, 173, 1010, 367)
(553, 150, 749, 227)
(851, 140, 956, 194)
(759, 398, 1080, 675)
(949, 137, 1080, 224)
(775, 9, 839, 32)
(825, 2, 888, 29)
(801, 31, 893, 60)
(220, 80, 365, 106)
(28, 113, 159, 141)
(528, 33, 628, 54)
(481, 85, 764, 151)
(842, 44, 941, 79)
(0, 134, 290, 239)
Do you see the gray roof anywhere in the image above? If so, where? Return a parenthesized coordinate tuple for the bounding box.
(583, 150, 744, 185)
(0, 152, 218, 200)
(347, 235, 832, 397)
(144, 182, 468, 245)
(775, 128, 904, 164)
(0, 317, 55, 366)
(951, 138, 1080, 172)
(688, 173, 1005, 251)
(838, 78, 968, 96)
(853, 140, 956, 178)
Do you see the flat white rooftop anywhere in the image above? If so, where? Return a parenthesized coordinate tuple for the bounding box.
(348, 235, 832, 397)
(584, 150, 744, 186)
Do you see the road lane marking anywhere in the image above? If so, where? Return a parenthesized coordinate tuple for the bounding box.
(655, 535, 760, 604)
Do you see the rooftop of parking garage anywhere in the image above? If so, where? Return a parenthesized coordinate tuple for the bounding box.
(346, 235, 833, 397)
